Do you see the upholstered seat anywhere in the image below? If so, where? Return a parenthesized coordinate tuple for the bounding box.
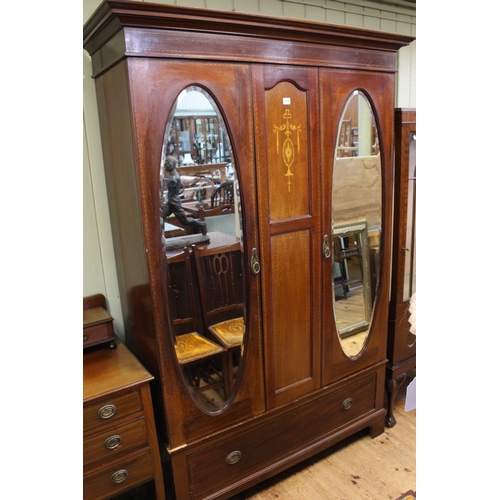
(208, 317, 245, 349)
(174, 332, 226, 364)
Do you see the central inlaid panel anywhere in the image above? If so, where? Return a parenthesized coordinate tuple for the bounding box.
(265, 81, 309, 220)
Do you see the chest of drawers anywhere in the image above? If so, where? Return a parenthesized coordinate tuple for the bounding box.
(83, 339, 165, 500)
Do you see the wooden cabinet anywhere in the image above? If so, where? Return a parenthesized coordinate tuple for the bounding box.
(84, 3, 413, 499)
(386, 108, 417, 427)
(83, 294, 116, 349)
(83, 339, 165, 500)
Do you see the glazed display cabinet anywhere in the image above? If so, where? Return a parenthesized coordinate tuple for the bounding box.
(386, 108, 416, 427)
(84, 2, 414, 498)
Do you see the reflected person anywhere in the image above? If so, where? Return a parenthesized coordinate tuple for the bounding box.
(161, 155, 207, 235)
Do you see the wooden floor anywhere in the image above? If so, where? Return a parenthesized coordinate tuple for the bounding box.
(230, 371, 416, 500)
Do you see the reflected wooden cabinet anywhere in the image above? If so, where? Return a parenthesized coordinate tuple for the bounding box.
(386, 108, 417, 427)
(84, 3, 413, 499)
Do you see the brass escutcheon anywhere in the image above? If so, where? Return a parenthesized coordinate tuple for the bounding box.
(251, 248, 261, 275)
(226, 450, 242, 465)
(323, 235, 331, 259)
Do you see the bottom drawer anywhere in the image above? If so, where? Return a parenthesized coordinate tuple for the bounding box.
(187, 373, 377, 499)
(83, 448, 153, 500)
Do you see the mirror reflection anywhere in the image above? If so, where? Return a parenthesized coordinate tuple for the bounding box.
(160, 86, 245, 412)
(332, 91, 382, 357)
(404, 133, 416, 346)
(403, 134, 416, 302)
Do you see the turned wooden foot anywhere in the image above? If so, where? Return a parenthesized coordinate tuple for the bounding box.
(385, 372, 406, 428)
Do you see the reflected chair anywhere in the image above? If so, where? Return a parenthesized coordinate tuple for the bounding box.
(192, 241, 245, 392)
(166, 247, 230, 400)
(183, 179, 235, 222)
(210, 180, 234, 209)
(333, 235, 364, 300)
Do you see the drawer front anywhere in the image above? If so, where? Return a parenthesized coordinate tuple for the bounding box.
(83, 448, 153, 500)
(187, 373, 377, 499)
(83, 322, 114, 347)
(83, 417, 148, 468)
(84, 390, 142, 433)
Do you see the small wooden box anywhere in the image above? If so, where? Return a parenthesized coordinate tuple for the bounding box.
(83, 294, 116, 349)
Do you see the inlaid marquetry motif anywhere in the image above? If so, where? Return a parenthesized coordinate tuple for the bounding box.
(274, 109, 302, 192)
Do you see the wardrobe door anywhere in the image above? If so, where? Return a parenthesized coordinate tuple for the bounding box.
(253, 65, 322, 408)
(320, 69, 395, 384)
(126, 58, 265, 447)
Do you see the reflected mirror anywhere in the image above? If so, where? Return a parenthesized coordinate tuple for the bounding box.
(160, 86, 245, 412)
(332, 91, 382, 357)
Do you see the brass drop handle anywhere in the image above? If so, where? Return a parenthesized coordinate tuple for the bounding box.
(251, 248, 261, 275)
(110, 469, 128, 484)
(104, 435, 122, 450)
(98, 404, 116, 420)
(323, 235, 331, 260)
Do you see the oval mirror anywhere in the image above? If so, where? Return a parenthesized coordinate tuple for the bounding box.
(160, 86, 245, 412)
(332, 90, 382, 357)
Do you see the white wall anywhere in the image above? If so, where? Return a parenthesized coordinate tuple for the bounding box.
(83, 0, 416, 334)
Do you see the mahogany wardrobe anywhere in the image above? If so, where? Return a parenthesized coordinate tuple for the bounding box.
(84, 2, 414, 499)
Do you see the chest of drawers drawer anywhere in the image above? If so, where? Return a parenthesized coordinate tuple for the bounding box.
(83, 448, 154, 500)
(84, 390, 142, 433)
(83, 416, 149, 468)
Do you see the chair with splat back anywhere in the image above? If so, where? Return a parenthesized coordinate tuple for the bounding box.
(166, 247, 230, 400)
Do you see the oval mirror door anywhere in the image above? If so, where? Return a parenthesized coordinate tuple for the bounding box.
(332, 90, 382, 357)
(160, 86, 245, 412)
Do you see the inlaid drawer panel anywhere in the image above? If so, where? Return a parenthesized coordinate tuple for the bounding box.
(83, 448, 153, 500)
(187, 373, 377, 499)
(83, 416, 148, 468)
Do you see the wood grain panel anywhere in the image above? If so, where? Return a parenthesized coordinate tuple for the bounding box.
(265, 82, 309, 220)
(270, 231, 312, 392)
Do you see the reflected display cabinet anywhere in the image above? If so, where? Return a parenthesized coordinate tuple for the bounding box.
(386, 108, 417, 427)
(84, 3, 414, 499)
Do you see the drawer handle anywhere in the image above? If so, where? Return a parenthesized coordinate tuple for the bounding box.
(98, 404, 116, 419)
(104, 435, 122, 450)
(226, 451, 242, 465)
(111, 469, 128, 484)
(83, 334, 89, 342)
(342, 398, 354, 410)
